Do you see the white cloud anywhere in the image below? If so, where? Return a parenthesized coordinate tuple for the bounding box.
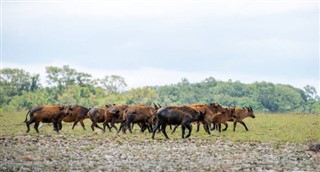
(2, 0, 318, 94)
(4, 0, 317, 20)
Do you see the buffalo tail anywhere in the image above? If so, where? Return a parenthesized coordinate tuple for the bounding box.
(24, 109, 31, 123)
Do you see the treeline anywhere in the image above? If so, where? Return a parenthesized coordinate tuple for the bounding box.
(1, 65, 319, 113)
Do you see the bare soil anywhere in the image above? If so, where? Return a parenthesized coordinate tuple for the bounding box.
(1, 135, 319, 171)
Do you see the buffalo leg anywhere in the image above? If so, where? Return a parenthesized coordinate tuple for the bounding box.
(91, 118, 103, 131)
(181, 125, 186, 139)
(147, 124, 152, 133)
(34, 122, 40, 133)
(151, 122, 161, 139)
(115, 121, 126, 133)
(204, 123, 211, 135)
(185, 123, 192, 138)
(90, 122, 103, 131)
(233, 122, 237, 131)
(117, 122, 123, 133)
(140, 123, 145, 132)
(196, 121, 200, 133)
(102, 122, 109, 133)
(127, 116, 135, 133)
(117, 121, 127, 134)
(95, 124, 104, 131)
(72, 121, 79, 130)
(161, 124, 169, 139)
(140, 123, 148, 133)
(103, 122, 112, 132)
(26, 123, 30, 133)
(53, 122, 59, 133)
(128, 122, 133, 133)
(211, 123, 216, 131)
(239, 121, 249, 131)
(106, 123, 112, 132)
(218, 123, 221, 132)
(26, 120, 34, 133)
(91, 123, 95, 131)
(57, 122, 63, 131)
(80, 120, 86, 130)
(143, 123, 152, 133)
(207, 124, 211, 135)
(222, 123, 228, 131)
(110, 117, 118, 131)
(171, 124, 180, 134)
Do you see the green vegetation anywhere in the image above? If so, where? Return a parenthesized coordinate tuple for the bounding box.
(1, 65, 319, 113)
(1, 111, 319, 143)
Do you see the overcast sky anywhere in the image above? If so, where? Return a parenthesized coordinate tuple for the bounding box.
(1, 0, 319, 92)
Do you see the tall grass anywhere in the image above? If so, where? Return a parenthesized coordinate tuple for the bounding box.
(0, 111, 319, 143)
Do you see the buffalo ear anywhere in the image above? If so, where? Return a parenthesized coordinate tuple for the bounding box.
(249, 106, 253, 112)
(211, 102, 220, 108)
(58, 106, 64, 110)
(154, 103, 161, 109)
(153, 103, 158, 109)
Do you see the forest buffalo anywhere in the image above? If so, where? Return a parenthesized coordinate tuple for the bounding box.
(188, 102, 225, 135)
(61, 105, 90, 130)
(230, 106, 255, 131)
(24, 105, 71, 133)
(87, 105, 110, 132)
(151, 106, 204, 139)
(117, 105, 155, 133)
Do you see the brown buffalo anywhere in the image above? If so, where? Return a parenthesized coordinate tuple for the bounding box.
(117, 105, 155, 133)
(62, 105, 90, 130)
(188, 102, 225, 135)
(231, 106, 255, 131)
(24, 105, 71, 133)
(103, 105, 128, 133)
(87, 106, 110, 132)
(211, 106, 235, 132)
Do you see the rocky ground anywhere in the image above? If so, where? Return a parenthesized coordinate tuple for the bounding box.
(1, 135, 319, 171)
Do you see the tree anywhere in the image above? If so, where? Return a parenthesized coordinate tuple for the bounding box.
(57, 85, 81, 105)
(46, 65, 92, 88)
(303, 85, 320, 113)
(274, 84, 305, 112)
(76, 72, 92, 87)
(124, 87, 158, 105)
(252, 82, 278, 112)
(46, 66, 63, 87)
(201, 77, 217, 87)
(304, 85, 319, 101)
(0, 68, 41, 106)
(46, 65, 77, 87)
(30, 74, 41, 91)
(98, 75, 127, 94)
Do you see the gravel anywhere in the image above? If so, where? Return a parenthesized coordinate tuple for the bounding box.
(1, 135, 319, 171)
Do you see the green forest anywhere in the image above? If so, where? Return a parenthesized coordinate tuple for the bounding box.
(1, 65, 319, 113)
